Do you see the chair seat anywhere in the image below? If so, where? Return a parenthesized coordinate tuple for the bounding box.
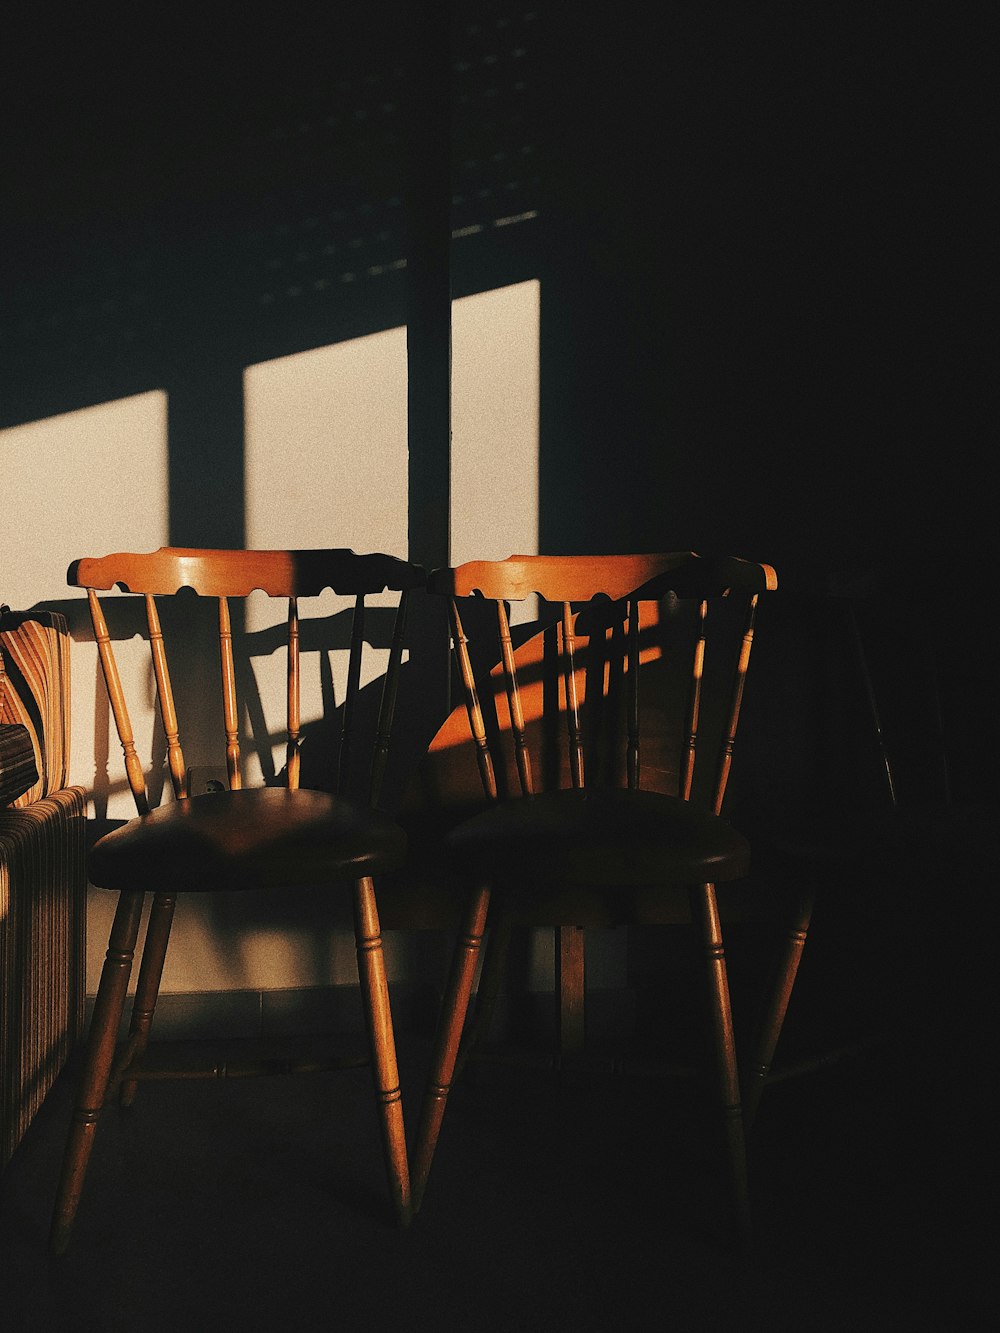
(444, 786, 750, 891)
(88, 787, 407, 894)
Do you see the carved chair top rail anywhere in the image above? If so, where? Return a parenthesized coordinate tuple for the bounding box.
(68, 548, 426, 600)
(428, 552, 776, 603)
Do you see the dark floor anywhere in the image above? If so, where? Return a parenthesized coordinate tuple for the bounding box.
(0, 969, 991, 1333)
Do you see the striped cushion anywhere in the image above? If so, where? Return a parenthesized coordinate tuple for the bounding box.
(0, 724, 38, 807)
(0, 608, 71, 806)
(1, 786, 87, 1168)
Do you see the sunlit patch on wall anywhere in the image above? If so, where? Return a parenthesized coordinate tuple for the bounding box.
(0, 391, 169, 612)
(243, 328, 409, 558)
(0, 391, 169, 818)
(451, 278, 539, 567)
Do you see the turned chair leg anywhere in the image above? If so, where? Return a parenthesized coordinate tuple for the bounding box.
(119, 890, 176, 1107)
(452, 903, 511, 1084)
(352, 875, 411, 1227)
(412, 883, 492, 1212)
(50, 889, 145, 1256)
(690, 881, 751, 1246)
(742, 886, 817, 1137)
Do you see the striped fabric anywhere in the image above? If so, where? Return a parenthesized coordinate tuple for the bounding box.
(1, 788, 87, 1168)
(0, 723, 38, 807)
(1, 607, 86, 1169)
(0, 607, 71, 805)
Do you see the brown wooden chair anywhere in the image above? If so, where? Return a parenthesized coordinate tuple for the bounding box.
(49, 547, 424, 1254)
(408, 552, 777, 1243)
(740, 559, 990, 1129)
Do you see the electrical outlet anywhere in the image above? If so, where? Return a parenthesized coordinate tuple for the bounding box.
(186, 766, 230, 795)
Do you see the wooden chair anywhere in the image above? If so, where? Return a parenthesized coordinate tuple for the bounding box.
(740, 559, 987, 1129)
(408, 552, 777, 1242)
(50, 547, 424, 1254)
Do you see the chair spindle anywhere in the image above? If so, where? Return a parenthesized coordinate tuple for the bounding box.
(87, 589, 149, 815)
(497, 599, 533, 797)
(599, 614, 628, 788)
(217, 596, 242, 790)
(286, 596, 300, 791)
(626, 598, 640, 790)
(450, 598, 497, 801)
(369, 589, 410, 807)
(336, 594, 366, 797)
(561, 602, 584, 789)
(681, 599, 708, 801)
(144, 594, 187, 799)
(582, 616, 609, 788)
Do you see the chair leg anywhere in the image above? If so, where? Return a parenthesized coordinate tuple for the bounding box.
(452, 903, 512, 1083)
(742, 886, 816, 1137)
(690, 881, 751, 1246)
(352, 875, 411, 1227)
(411, 883, 491, 1212)
(119, 890, 177, 1107)
(50, 889, 145, 1256)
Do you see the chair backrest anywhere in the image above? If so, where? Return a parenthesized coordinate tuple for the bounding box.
(69, 548, 426, 815)
(425, 552, 777, 815)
